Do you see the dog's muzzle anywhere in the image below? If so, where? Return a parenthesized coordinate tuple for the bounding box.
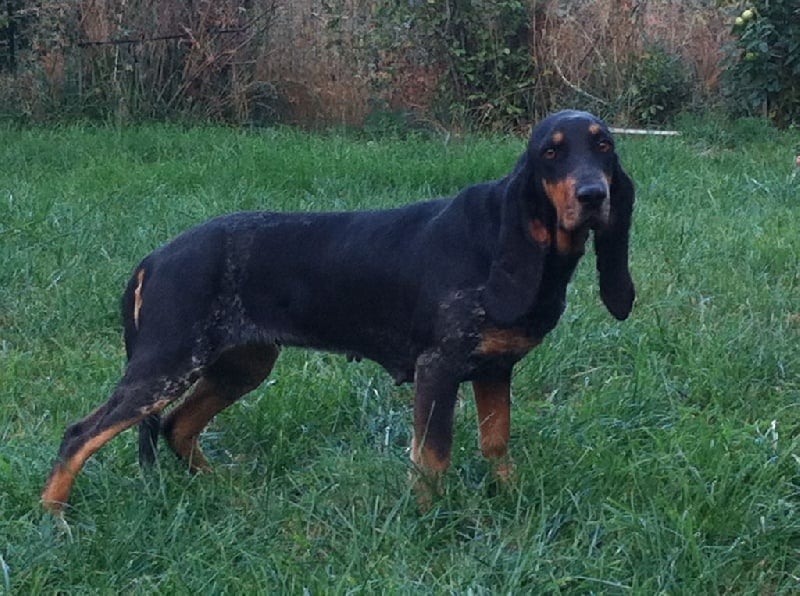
(576, 180, 610, 228)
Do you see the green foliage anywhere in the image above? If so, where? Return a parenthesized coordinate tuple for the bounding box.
(722, 0, 800, 125)
(374, 0, 537, 130)
(370, 2, 703, 130)
(625, 45, 694, 125)
(2, 121, 800, 591)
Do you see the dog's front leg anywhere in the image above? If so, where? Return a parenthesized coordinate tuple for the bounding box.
(473, 372, 514, 482)
(409, 352, 460, 509)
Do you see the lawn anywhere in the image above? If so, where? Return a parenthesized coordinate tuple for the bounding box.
(1, 118, 798, 593)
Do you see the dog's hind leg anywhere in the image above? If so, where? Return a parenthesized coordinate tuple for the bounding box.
(161, 342, 280, 472)
(41, 363, 198, 512)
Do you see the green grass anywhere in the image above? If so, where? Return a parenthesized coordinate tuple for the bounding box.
(1, 119, 799, 593)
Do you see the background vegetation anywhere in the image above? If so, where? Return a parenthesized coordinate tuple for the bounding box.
(722, 0, 800, 126)
(1, 118, 799, 592)
(1, 0, 798, 129)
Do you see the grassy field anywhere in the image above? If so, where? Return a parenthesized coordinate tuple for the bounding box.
(1, 117, 798, 593)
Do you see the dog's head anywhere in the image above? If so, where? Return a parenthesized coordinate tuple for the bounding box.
(485, 110, 635, 324)
(529, 110, 618, 232)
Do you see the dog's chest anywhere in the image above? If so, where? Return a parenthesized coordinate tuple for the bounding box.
(473, 327, 540, 358)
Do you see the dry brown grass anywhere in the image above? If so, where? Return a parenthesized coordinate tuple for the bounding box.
(257, 2, 373, 127)
(3, 0, 730, 126)
(532, 0, 727, 117)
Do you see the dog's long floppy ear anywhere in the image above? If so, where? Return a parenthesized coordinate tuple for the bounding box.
(484, 155, 546, 325)
(594, 159, 635, 320)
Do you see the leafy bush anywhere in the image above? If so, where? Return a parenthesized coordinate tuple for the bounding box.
(625, 44, 694, 125)
(722, 0, 800, 126)
(373, 0, 538, 130)
(372, 1, 710, 130)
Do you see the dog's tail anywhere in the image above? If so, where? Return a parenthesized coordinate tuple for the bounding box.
(137, 413, 161, 467)
(121, 264, 142, 358)
(121, 260, 161, 467)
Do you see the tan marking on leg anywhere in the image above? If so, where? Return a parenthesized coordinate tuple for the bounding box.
(473, 379, 511, 460)
(41, 420, 136, 511)
(528, 218, 551, 246)
(164, 343, 280, 473)
(410, 433, 451, 473)
(472, 381, 511, 459)
(133, 269, 145, 330)
(474, 378, 516, 483)
(162, 379, 230, 473)
(409, 434, 449, 511)
(42, 466, 77, 513)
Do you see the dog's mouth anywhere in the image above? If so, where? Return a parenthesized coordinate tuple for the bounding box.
(559, 196, 610, 232)
(582, 202, 610, 230)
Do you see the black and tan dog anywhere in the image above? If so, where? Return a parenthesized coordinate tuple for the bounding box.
(42, 110, 635, 512)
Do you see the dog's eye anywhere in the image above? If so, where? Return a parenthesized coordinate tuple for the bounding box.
(542, 147, 557, 160)
(597, 139, 613, 153)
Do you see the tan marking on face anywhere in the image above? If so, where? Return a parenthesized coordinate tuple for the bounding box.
(528, 218, 551, 246)
(133, 269, 145, 330)
(589, 123, 601, 135)
(41, 420, 134, 510)
(543, 176, 580, 230)
(476, 328, 539, 356)
(551, 131, 564, 145)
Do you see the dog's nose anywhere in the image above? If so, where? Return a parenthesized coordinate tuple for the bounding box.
(577, 183, 608, 207)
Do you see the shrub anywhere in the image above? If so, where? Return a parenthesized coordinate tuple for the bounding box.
(370, 1, 714, 130)
(722, 0, 800, 126)
(625, 44, 694, 125)
(372, 0, 539, 131)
